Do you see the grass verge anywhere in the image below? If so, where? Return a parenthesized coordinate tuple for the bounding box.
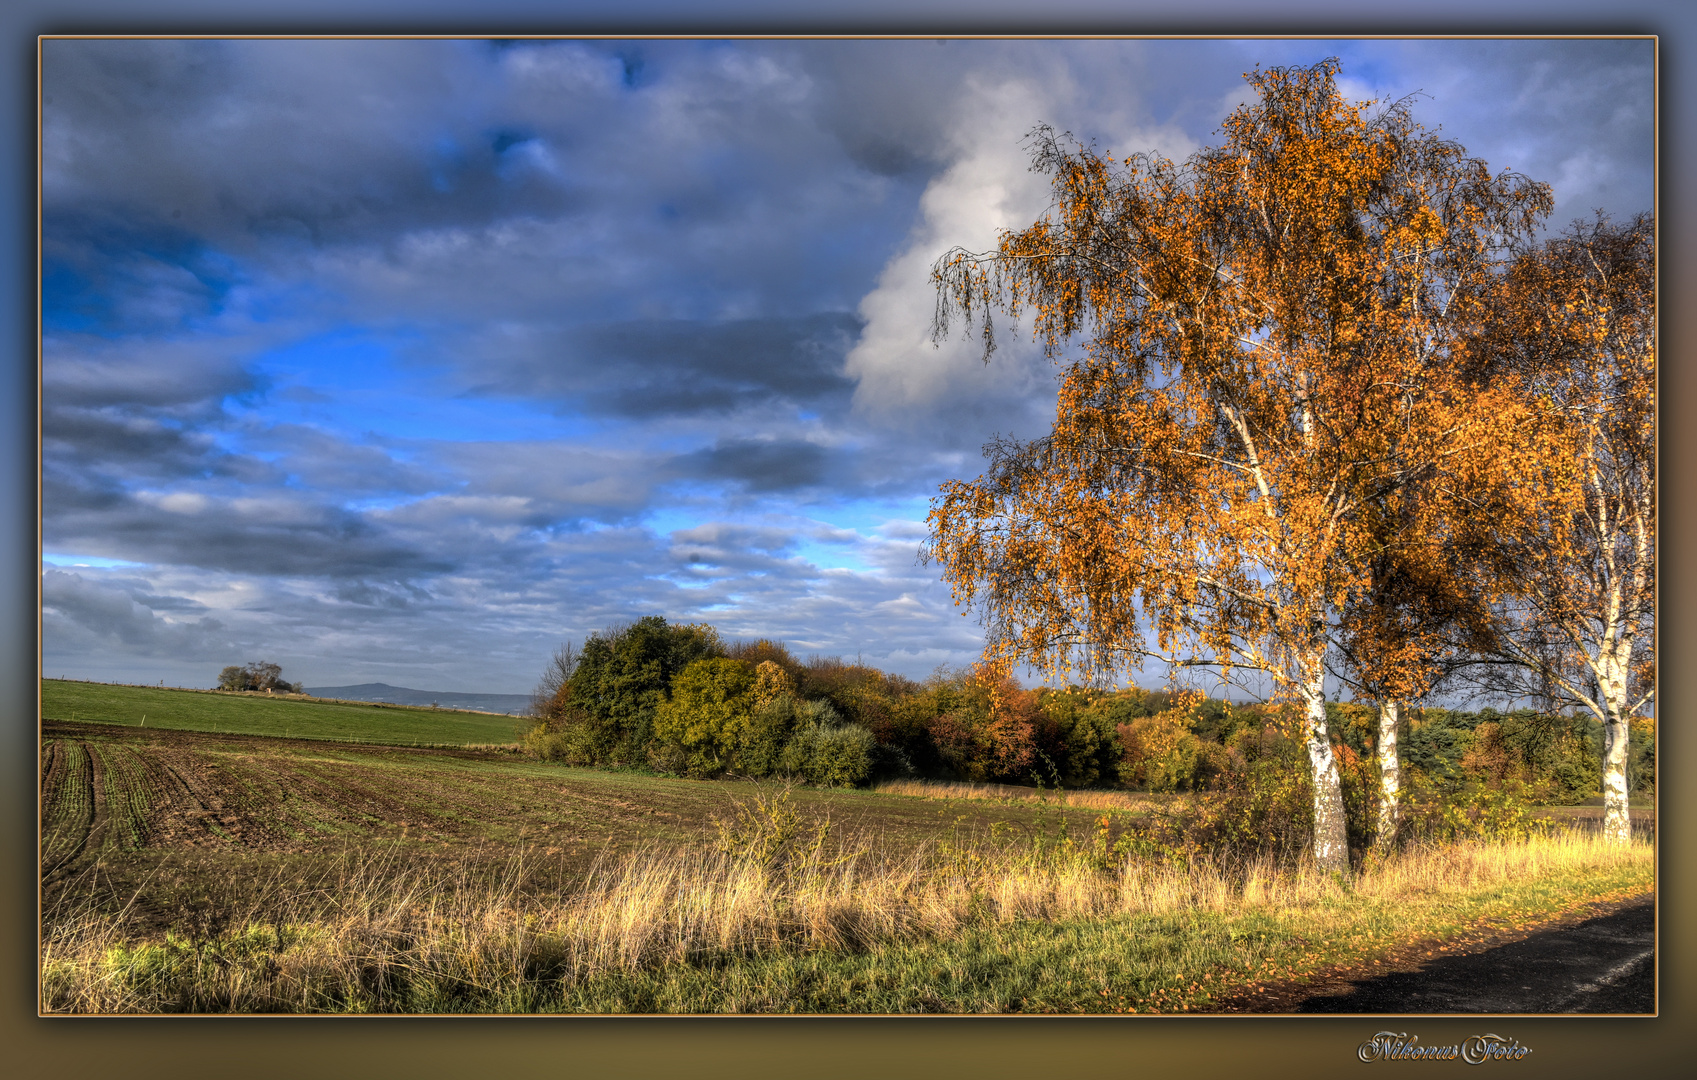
(41, 816, 1650, 1014)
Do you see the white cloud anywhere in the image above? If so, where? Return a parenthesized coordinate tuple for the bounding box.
(843, 55, 1205, 432)
(844, 72, 1061, 420)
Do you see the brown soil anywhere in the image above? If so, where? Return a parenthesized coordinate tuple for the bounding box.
(39, 719, 1107, 932)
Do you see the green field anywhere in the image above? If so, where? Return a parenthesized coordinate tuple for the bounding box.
(41, 679, 526, 746)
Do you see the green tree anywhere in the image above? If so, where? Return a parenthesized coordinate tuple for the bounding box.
(654, 657, 758, 776)
(217, 661, 297, 693)
(779, 699, 875, 788)
(559, 616, 724, 763)
(737, 693, 799, 778)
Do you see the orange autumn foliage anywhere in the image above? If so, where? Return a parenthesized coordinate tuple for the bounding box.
(926, 60, 1553, 871)
(1459, 214, 1655, 844)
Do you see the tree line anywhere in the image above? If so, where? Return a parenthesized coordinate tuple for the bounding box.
(524, 616, 1650, 853)
(924, 59, 1653, 867)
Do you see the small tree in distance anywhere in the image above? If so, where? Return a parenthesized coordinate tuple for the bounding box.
(217, 661, 300, 693)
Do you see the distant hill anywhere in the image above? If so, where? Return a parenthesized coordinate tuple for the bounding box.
(304, 683, 533, 716)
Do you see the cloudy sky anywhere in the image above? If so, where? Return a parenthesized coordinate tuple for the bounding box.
(39, 37, 1654, 694)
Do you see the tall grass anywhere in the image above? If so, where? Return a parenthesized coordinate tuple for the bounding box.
(40, 799, 1651, 1015)
(873, 777, 1166, 813)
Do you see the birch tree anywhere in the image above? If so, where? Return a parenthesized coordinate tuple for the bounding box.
(925, 60, 1550, 872)
(1462, 214, 1655, 844)
(1328, 492, 1481, 854)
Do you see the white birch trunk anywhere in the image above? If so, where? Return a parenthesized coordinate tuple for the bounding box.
(1301, 662, 1350, 874)
(1598, 653, 1633, 844)
(1375, 699, 1400, 853)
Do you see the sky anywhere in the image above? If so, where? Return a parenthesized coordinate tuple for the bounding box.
(39, 37, 1655, 694)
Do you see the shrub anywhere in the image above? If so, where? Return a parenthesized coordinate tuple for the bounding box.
(1460, 720, 1515, 786)
(795, 655, 919, 728)
(1547, 730, 1605, 803)
(521, 717, 601, 766)
(1115, 696, 1230, 793)
(779, 704, 874, 788)
(1035, 689, 1123, 789)
(1334, 741, 1382, 853)
(734, 692, 797, 778)
(653, 658, 757, 777)
(1180, 718, 1314, 860)
(865, 691, 940, 777)
(725, 640, 808, 692)
(906, 668, 1048, 785)
(1403, 771, 1541, 843)
(646, 740, 689, 776)
(1400, 708, 1476, 783)
(867, 741, 917, 781)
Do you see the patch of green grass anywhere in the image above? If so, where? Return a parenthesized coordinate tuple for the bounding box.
(533, 837, 1653, 1014)
(42, 680, 525, 746)
(89, 741, 152, 852)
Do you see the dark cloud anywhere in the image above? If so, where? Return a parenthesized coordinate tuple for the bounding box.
(42, 213, 246, 335)
(42, 39, 584, 251)
(587, 314, 861, 418)
(332, 580, 433, 609)
(679, 437, 832, 492)
(42, 569, 230, 658)
(43, 408, 278, 489)
(47, 491, 453, 579)
(245, 425, 446, 500)
(463, 312, 861, 420)
(42, 333, 262, 410)
(789, 40, 967, 177)
(124, 590, 208, 613)
(667, 522, 799, 563)
(42, 39, 915, 324)
(422, 441, 667, 526)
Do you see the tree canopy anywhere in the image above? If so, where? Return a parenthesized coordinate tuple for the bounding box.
(548, 615, 724, 763)
(926, 59, 1553, 870)
(218, 661, 299, 694)
(1460, 213, 1655, 842)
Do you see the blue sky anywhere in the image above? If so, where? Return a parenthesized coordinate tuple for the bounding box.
(39, 37, 1655, 693)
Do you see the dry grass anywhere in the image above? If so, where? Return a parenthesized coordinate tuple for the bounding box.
(873, 777, 1171, 813)
(39, 802, 1651, 1015)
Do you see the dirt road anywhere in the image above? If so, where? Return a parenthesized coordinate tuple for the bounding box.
(1286, 900, 1654, 1014)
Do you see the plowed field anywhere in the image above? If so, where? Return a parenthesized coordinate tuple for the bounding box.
(41, 720, 1110, 930)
